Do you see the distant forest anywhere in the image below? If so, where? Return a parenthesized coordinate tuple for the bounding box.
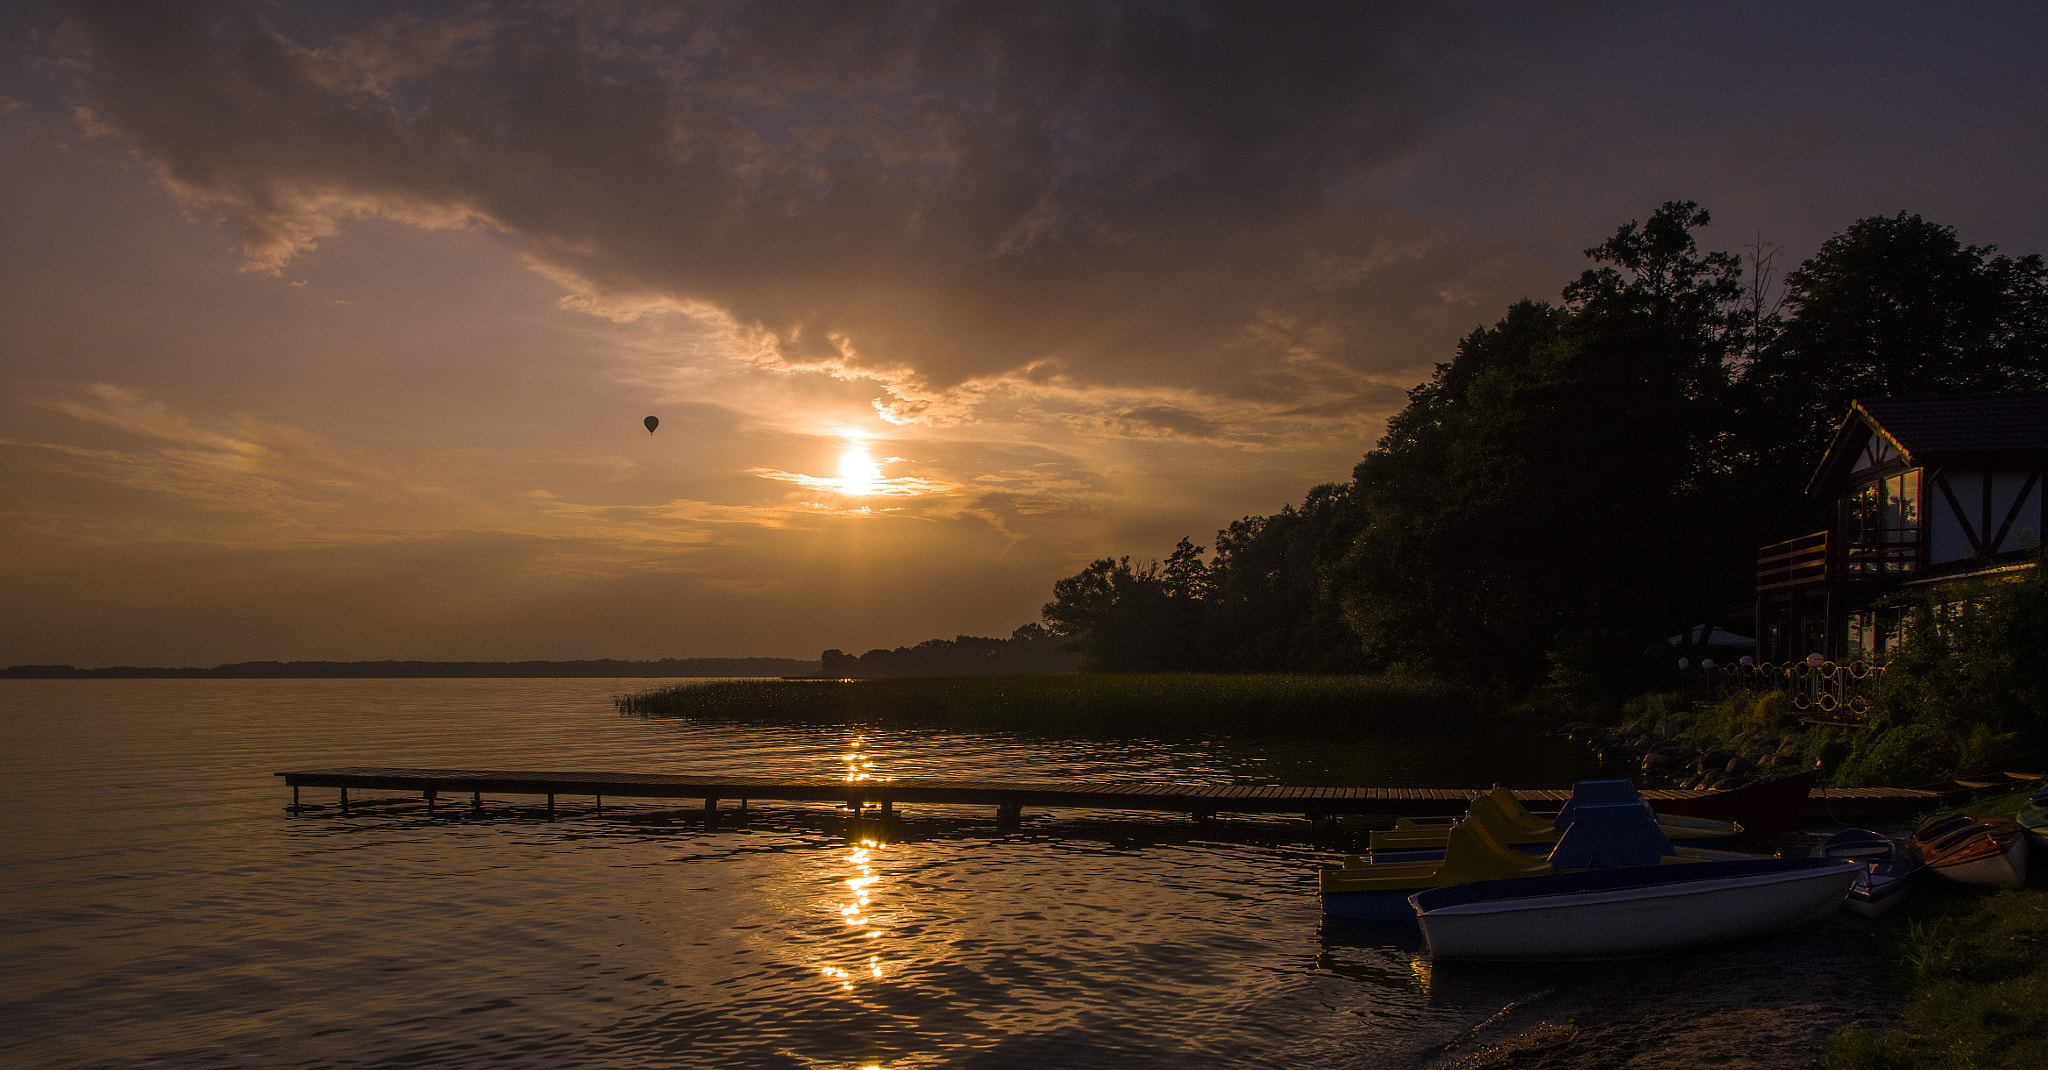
(818, 625, 1079, 678)
(1024, 204, 2048, 694)
(1, 658, 819, 680)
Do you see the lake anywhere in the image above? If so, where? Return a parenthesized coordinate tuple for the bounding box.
(3, 677, 1630, 1068)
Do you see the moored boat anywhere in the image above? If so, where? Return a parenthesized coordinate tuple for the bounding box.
(1323, 795, 1756, 922)
(1650, 769, 1816, 843)
(1409, 856, 1863, 960)
(1371, 781, 1740, 854)
(1909, 814, 2031, 889)
(1810, 827, 1919, 916)
(2017, 785, 2048, 854)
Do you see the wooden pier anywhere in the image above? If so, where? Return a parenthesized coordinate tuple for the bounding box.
(276, 766, 1942, 823)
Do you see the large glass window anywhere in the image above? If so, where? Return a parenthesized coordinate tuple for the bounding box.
(1843, 470, 1920, 573)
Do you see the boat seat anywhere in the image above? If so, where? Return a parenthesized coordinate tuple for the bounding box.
(1548, 801, 1675, 869)
(1432, 820, 1551, 883)
(1480, 785, 1556, 836)
(1551, 779, 1643, 829)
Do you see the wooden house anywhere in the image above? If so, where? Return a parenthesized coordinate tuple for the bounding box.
(1755, 392, 2048, 663)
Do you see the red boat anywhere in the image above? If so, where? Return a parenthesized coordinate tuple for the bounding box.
(1651, 769, 1817, 843)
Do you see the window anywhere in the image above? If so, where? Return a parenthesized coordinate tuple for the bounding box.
(1843, 470, 1920, 574)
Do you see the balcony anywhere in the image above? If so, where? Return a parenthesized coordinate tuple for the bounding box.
(1757, 530, 1830, 592)
(1756, 529, 1923, 593)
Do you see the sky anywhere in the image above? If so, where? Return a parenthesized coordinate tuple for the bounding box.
(2, 0, 2045, 667)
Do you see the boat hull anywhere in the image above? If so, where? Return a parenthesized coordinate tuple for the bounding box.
(1926, 835, 2029, 888)
(1812, 828, 1919, 917)
(1911, 815, 2031, 889)
(1410, 857, 1860, 961)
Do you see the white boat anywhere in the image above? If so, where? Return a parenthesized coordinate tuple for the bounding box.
(1909, 814, 2031, 889)
(1408, 856, 1862, 960)
(1810, 827, 1918, 917)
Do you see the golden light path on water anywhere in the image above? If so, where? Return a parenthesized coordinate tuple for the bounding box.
(823, 734, 892, 1043)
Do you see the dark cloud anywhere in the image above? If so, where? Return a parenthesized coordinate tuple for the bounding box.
(53, 0, 1513, 412)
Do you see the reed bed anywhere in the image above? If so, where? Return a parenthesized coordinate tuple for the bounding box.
(614, 673, 1487, 736)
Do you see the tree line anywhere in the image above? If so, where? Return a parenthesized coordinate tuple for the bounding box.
(1039, 204, 2048, 694)
(818, 625, 1078, 678)
(1, 657, 821, 679)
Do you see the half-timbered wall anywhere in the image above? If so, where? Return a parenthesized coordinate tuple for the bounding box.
(1925, 463, 2046, 566)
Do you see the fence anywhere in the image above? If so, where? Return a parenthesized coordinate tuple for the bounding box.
(1680, 659, 1886, 724)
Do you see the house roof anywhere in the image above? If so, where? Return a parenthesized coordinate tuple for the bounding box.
(1807, 391, 2048, 495)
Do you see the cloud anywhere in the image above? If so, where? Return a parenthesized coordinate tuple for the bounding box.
(51, 0, 1534, 437)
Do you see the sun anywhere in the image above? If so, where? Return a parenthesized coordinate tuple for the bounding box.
(837, 446, 883, 496)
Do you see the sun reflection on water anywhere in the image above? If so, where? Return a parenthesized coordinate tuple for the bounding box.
(841, 735, 889, 783)
(819, 735, 897, 1010)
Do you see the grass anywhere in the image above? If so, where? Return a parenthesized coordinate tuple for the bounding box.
(1827, 786, 2048, 1070)
(614, 672, 1490, 737)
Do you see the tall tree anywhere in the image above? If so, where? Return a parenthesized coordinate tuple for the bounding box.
(1330, 202, 1748, 685)
(1743, 212, 2048, 487)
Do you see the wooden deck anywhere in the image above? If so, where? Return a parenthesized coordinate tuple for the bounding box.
(276, 766, 1943, 822)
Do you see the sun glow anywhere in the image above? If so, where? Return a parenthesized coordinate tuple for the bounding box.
(837, 446, 883, 496)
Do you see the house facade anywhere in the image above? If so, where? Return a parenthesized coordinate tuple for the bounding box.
(1754, 392, 2048, 663)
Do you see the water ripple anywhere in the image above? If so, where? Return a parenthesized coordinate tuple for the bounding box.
(1, 678, 1597, 1069)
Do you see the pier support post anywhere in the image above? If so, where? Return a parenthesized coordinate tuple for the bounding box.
(996, 799, 1022, 830)
(880, 797, 894, 816)
(471, 791, 481, 814)
(292, 785, 300, 815)
(595, 796, 602, 815)
(547, 793, 556, 820)
(426, 789, 436, 816)
(339, 787, 349, 816)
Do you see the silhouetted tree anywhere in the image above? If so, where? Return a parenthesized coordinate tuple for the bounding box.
(1042, 546, 1209, 672)
(1331, 201, 1748, 685)
(1028, 205, 2048, 694)
(1742, 212, 2048, 497)
(1205, 483, 1368, 672)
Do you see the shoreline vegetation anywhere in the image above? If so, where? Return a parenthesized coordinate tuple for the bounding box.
(615, 672, 1490, 736)
(0, 657, 820, 680)
(1827, 784, 2048, 1070)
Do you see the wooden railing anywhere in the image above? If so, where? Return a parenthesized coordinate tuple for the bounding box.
(1756, 530, 1831, 592)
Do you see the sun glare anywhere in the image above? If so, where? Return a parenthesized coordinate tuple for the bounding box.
(837, 447, 882, 496)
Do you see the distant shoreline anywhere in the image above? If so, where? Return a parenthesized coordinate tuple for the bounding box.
(0, 658, 820, 680)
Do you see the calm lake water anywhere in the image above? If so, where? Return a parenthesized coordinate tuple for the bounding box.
(2, 678, 1627, 1069)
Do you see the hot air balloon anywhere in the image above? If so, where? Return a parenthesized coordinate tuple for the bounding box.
(644, 415, 659, 434)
